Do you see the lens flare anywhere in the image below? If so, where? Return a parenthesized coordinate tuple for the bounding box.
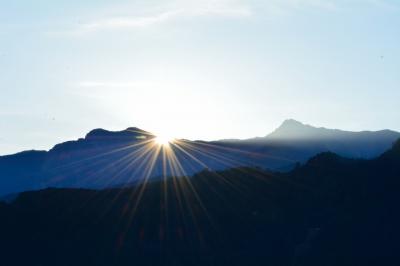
(52, 127, 294, 243)
(154, 135, 175, 146)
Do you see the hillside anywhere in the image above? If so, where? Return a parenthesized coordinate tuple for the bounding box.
(1, 140, 399, 266)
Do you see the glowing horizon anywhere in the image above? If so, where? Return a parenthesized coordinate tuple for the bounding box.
(1, 0, 400, 155)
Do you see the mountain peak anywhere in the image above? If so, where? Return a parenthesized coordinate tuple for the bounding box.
(267, 119, 317, 140)
(279, 119, 308, 130)
(85, 127, 153, 140)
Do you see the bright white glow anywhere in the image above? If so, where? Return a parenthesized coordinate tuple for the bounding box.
(154, 135, 175, 146)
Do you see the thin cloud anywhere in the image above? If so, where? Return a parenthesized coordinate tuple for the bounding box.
(77, 81, 151, 88)
(80, 11, 181, 32)
(67, 2, 252, 34)
(53, 0, 397, 35)
(0, 111, 30, 117)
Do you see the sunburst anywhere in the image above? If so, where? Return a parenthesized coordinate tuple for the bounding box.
(51, 127, 294, 244)
(154, 135, 175, 146)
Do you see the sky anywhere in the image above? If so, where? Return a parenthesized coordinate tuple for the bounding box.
(0, 0, 400, 155)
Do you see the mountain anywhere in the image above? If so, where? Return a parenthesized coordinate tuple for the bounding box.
(265, 119, 399, 158)
(211, 119, 400, 170)
(1, 140, 399, 266)
(0, 120, 399, 196)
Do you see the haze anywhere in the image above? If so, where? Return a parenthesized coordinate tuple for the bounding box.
(1, 0, 399, 155)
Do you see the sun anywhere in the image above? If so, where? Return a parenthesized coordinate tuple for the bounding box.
(154, 135, 175, 146)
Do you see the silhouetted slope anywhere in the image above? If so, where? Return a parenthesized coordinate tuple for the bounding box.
(0, 141, 400, 266)
(0, 150, 47, 193)
(378, 139, 400, 161)
(291, 141, 400, 266)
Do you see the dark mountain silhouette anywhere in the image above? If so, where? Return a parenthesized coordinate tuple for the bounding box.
(0, 119, 399, 196)
(1, 140, 399, 266)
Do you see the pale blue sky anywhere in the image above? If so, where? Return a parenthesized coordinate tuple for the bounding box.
(0, 0, 399, 155)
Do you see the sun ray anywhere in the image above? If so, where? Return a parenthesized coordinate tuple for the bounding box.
(44, 127, 304, 249)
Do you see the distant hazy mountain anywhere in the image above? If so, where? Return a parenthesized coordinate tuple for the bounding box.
(0, 119, 399, 195)
(266, 119, 399, 159)
(254, 118, 399, 159)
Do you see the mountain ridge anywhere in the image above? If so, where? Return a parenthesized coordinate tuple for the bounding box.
(267, 119, 398, 140)
(0, 119, 399, 196)
(2, 119, 398, 156)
